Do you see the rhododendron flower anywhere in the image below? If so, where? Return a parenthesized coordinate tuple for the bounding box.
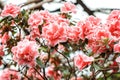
(11, 39, 39, 66)
(67, 26, 81, 43)
(114, 41, 120, 53)
(28, 11, 43, 27)
(106, 10, 120, 40)
(46, 65, 61, 80)
(0, 69, 20, 80)
(42, 23, 67, 46)
(61, 2, 76, 13)
(74, 53, 94, 70)
(1, 3, 20, 18)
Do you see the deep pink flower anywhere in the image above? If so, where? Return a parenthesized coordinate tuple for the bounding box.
(1, 3, 20, 18)
(42, 23, 67, 46)
(0, 69, 20, 80)
(61, 2, 76, 13)
(114, 41, 120, 53)
(11, 39, 39, 66)
(106, 10, 120, 40)
(28, 11, 43, 27)
(74, 53, 94, 70)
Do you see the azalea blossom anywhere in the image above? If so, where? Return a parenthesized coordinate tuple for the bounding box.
(1, 3, 20, 18)
(74, 53, 94, 70)
(11, 39, 39, 66)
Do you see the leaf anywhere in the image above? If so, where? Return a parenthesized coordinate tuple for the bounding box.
(36, 58, 45, 68)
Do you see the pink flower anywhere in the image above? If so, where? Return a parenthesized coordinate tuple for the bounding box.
(61, 2, 76, 13)
(67, 26, 81, 43)
(29, 27, 40, 40)
(114, 41, 120, 53)
(46, 65, 61, 80)
(1, 3, 20, 18)
(42, 23, 67, 46)
(28, 11, 43, 27)
(26, 68, 43, 80)
(0, 69, 20, 80)
(106, 10, 120, 40)
(70, 77, 83, 80)
(1, 32, 10, 44)
(11, 39, 39, 66)
(74, 53, 94, 70)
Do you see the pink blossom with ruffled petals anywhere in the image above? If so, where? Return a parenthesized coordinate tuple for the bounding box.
(74, 53, 94, 70)
(11, 39, 39, 66)
(30, 27, 40, 40)
(28, 11, 43, 27)
(46, 65, 61, 80)
(1, 3, 20, 18)
(114, 41, 120, 53)
(61, 2, 76, 13)
(0, 69, 20, 80)
(42, 23, 67, 46)
(106, 10, 120, 40)
(67, 26, 81, 43)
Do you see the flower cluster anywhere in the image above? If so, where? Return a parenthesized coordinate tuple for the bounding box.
(0, 2, 120, 80)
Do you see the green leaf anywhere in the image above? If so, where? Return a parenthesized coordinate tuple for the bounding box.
(36, 58, 45, 68)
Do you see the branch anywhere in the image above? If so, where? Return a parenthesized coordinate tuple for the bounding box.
(27, 0, 53, 10)
(76, 0, 94, 15)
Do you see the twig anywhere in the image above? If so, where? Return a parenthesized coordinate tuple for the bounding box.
(27, 0, 53, 10)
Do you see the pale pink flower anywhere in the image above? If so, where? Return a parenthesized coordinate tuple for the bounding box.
(74, 53, 94, 70)
(42, 23, 67, 46)
(28, 11, 43, 27)
(0, 69, 20, 80)
(61, 2, 76, 13)
(116, 56, 120, 62)
(11, 39, 39, 66)
(1, 3, 20, 18)
(114, 41, 120, 53)
(46, 65, 61, 80)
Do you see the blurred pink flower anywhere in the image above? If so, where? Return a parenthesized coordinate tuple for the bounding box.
(1, 32, 10, 44)
(1, 3, 20, 18)
(28, 11, 43, 27)
(42, 23, 67, 46)
(114, 41, 120, 53)
(11, 39, 39, 66)
(0, 69, 20, 80)
(61, 2, 76, 13)
(46, 65, 61, 80)
(74, 53, 94, 70)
